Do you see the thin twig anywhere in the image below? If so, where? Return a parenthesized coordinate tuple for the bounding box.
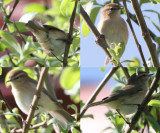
(80, 67, 119, 118)
(1, 0, 20, 30)
(63, 0, 78, 67)
(126, 68, 160, 133)
(11, 121, 47, 133)
(13, 21, 26, 44)
(122, 0, 148, 72)
(22, 67, 49, 133)
(6, 49, 17, 67)
(130, 0, 159, 67)
(0, 90, 22, 128)
(128, 12, 158, 44)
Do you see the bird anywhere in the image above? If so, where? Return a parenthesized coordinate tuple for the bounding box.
(25, 21, 68, 57)
(7, 70, 75, 129)
(87, 71, 152, 115)
(97, 3, 129, 64)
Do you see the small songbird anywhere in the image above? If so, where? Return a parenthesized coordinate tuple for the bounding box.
(7, 70, 75, 129)
(25, 21, 68, 57)
(87, 72, 152, 115)
(97, 3, 129, 63)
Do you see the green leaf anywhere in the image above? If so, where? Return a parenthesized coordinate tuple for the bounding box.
(0, 31, 22, 55)
(100, 67, 106, 72)
(81, 6, 101, 37)
(68, 104, 78, 115)
(127, 58, 140, 67)
(71, 127, 80, 133)
(24, 3, 46, 13)
(0, 68, 2, 75)
(107, 48, 119, 65)
(140, 0, 150, 5)
(60, 67, 80, 90)
(148, 100, 160, 107)
(106, 111, 125, 132)
(114, 42, 125, 58)
(155, 37, 160, 44)
(145, 16, 160, 32)
(144, 115, 160, 132)
(121, 60, 135, 63)
(4, 0, 14, 6)
(0, 42, 6, 52)
(82, 114, 94, 119)
(19, 12, 38, 23)
(60, 0, 75, 16)
(8, 22, 28, 33)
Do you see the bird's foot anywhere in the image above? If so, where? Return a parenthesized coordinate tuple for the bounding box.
(95, 34, 105, 44)
(116, 109, 131, 125)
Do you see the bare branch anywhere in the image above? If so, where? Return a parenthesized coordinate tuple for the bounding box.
(1, 0, 20, 30)
(122, 0, 148, 72)
(11, 121, 47, 133)
(130, 0, 159, 67)
(63, 0, 79, 67)
(22, 67, 49, 133)
(80, 5, 111, 59)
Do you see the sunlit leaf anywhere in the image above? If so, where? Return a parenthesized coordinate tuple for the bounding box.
(0, 31, 22, 55)
(60, 67, 80, 90)
(19, 12, 38, 23)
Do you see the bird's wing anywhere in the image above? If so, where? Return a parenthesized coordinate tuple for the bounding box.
(43, 25, 66, 33)
(30, 78, 62, 107)
(102, 85, 143, 102)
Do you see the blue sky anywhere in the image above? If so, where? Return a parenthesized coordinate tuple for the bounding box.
(81, 1, 160, 67)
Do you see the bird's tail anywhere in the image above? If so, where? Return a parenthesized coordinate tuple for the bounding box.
(49, 109, 75, 130)
(87, 100, 105, 109)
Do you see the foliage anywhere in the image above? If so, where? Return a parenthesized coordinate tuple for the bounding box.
(0, 0, 80, 67)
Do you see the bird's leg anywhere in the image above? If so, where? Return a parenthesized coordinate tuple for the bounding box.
(49, 49, 63, 62)
(116, 109, 130, 125)
(95, 34, 105, 44)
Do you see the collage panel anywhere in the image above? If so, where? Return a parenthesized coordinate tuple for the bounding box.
(0, 0, 160, 133)
(0, 67, 80, 132)
(0, 0, 80, 67)
(80, 67, 160, 133)
(81, 1, 160, 67)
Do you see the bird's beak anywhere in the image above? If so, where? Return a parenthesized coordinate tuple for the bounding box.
(119, 5, 123, 9)
(7, 79, 12, 82)
(149, 73, 154, 76)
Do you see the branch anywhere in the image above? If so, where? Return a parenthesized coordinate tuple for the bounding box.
(80, 67, 119, 118)
(128, 12, 158, 44)
(6, 49, 17, 67)
(1, 0, 20, 30)
(126, 68, 160, 133)
(0, 90, 22, 128)
(130, 0, 159, 67)
(80, 4, 111, 59)
(122, 0, 148, 71)
(80, 4, 130, 79)
(63, 0, 78, 67)
(22, 67, 49, 133)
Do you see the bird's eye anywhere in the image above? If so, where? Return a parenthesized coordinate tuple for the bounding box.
(14, 77, 20, 80)
(110, 8, 114, 10)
